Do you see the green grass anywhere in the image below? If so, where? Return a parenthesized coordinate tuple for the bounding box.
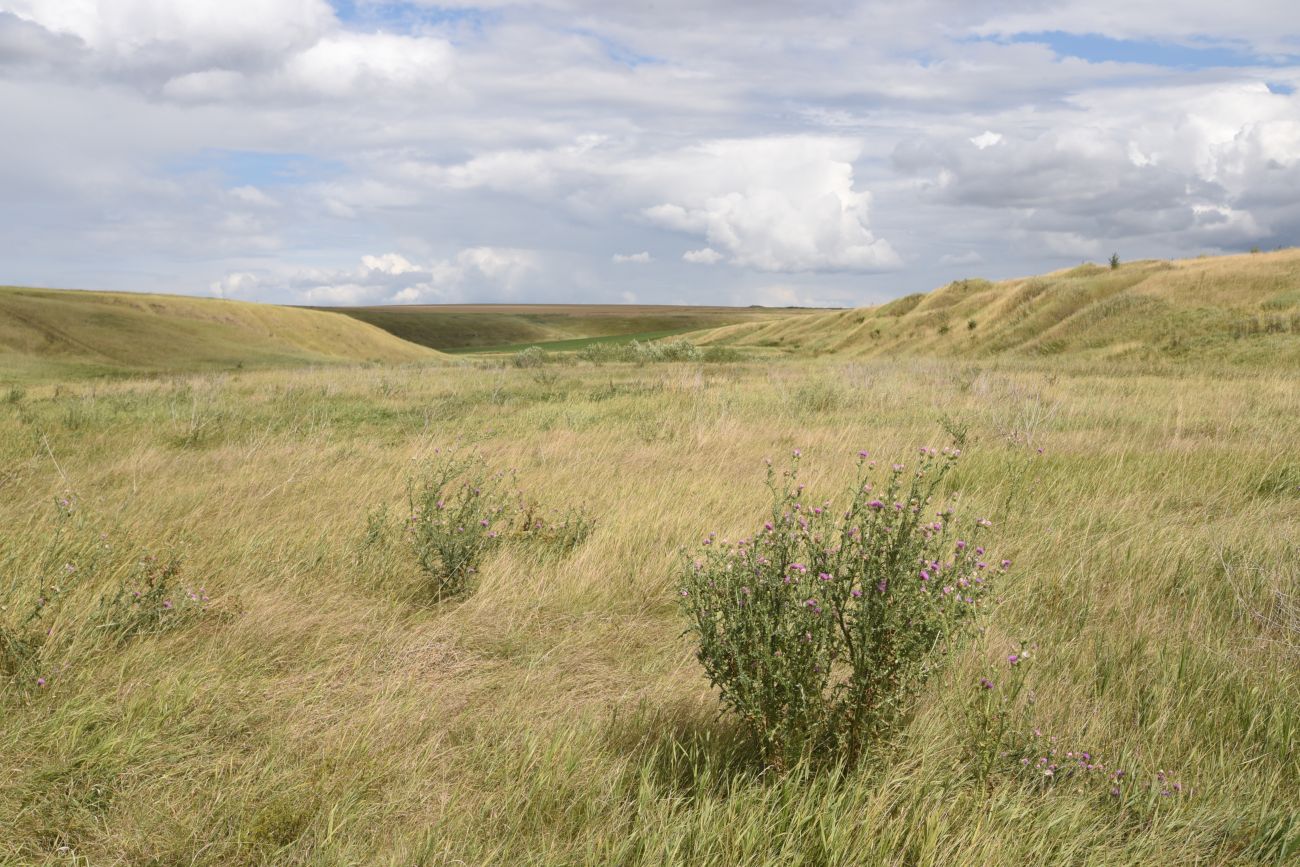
(0, 285, 444, 383)
(327, 304, 830, 352)
(445, 327, 710, 355)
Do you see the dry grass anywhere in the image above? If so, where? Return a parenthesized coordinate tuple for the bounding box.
(697, 248, 1300, 366)
(0, 285, 443, 381)
(0, 355, 1297, 864)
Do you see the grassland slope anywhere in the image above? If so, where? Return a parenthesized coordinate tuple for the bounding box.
(0, 286, 442, 381)
(327, 303, 829, 352)
(697, 249, 1300, 365)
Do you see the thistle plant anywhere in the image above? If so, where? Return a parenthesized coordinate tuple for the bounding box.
(407, 452, 512, 601)
(679, 447, 1003, 770)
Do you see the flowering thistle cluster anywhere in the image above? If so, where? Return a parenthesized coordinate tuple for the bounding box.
(96, 553, 207, 644)
(407, 452, 514, 601)
(405, 450, 595, 601)
(679, 446, 1004, 770)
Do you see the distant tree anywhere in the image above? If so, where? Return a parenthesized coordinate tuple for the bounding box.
(1109, 253, 1120, 270)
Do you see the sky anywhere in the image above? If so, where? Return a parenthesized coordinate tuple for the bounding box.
(1, 1, 1298, 308)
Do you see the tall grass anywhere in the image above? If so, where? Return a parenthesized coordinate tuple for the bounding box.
(0, 357, 1296, 863)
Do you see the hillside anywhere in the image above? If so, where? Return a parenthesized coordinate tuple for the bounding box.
(326, 303, 830, 353)
(0, 286, 443, 381)
(696, 249, 1300, 365)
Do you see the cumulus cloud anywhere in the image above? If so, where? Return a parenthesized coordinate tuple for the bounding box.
(210, 247, 539, 305)
(612, 251, 651, 263)
(683, 248, 722, 264)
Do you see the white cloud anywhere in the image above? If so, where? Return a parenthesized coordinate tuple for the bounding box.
(612, 251, 651, 263)
(683, 247, 722, 264)
(970, 131, 1002, 149)
(210, 247, 539, 305)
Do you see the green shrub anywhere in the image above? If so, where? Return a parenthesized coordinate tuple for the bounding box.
(512, 346, 548, 368)
(406, 452, 512, 600)
(95, 553, 206, 643)
(678, 447, 1002, 770)
(404, 451, 596, 600)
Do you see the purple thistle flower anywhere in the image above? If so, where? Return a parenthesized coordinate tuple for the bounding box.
(1008, 653, 1020, 665)
(955, 540, 966, 551)
(36, 677, 46, 688)
(978, 677, 994, 689)
(919, 570, 930, 581)
(867, 499, 884, 510)
(851, 588, 862, 598)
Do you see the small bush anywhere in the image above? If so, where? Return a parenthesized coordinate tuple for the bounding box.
(518, 504, 595, 559)
(1109, 253, 1120, 270)
(512, 346, 548, 368)
(406, 452, 513, 601)
(95, 553, 207, 643)
(678, 447, 1002, 770)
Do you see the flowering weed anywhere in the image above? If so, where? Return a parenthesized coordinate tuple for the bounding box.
(679, 447, 1002, 770)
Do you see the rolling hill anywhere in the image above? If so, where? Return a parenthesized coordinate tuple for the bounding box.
(695, 249, 1300, 365)
(0, 286, 443, 381)
(325, 303, 831, 353)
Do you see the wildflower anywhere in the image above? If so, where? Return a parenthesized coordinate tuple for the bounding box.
(955, 540, 967, 551)
(680, 589, 689, 597)
(36, 677, 46, 688)
(1008, 653, 1020, 665)
(1000, 559, 1011, 569)
(857, 450, 869, 459)
(919, 570, 930, 581)
(850, 588, 862, 598)
(162, 600, 173, 610)
(892, 463, 904, 473)
(978, 677, 994, 689)
(868, 500, 884, 510)
(975, 546, 985, 556)
(792, 449, 802, 458)
(818, 572, 832, 582)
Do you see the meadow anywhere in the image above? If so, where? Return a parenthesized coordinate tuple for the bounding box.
(2, 346, 1297, 864)
(326, 304, 829, 354)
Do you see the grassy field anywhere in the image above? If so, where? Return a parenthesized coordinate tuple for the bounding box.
(1, 350, 1297, 864)
(325, 304, 831, 353)
(1, 254, 1298, 864)
(0, 286, 443, 382)
(697, 249, 1300, 366)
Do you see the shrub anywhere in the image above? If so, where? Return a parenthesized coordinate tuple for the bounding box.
(95, 553, 207, 643)
(678, 448, 1002, 770)
(406, 452, 512, 600)
(512, 346, 548, 368)
(1109, 253, 1120, 270)
(2, 505, 208, 693)
(518, 504, 595, 559)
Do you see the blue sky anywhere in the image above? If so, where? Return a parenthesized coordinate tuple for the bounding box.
(1, 1, 1298, 306)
